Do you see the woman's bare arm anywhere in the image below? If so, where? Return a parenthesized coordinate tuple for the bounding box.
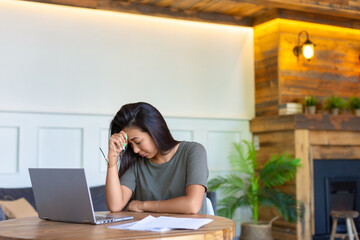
(105, 165, 132, 212)
(105, 131, 132, 212)
(128, 184, 205, 214)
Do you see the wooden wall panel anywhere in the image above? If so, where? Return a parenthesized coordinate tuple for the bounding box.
(254, 21, 280, 117)
(278, 20, 360, 108)
(255, 130, 298, 234)
(295, 130, 311, 240)
(310, 130, 360, 145)
(255, 131, 295, 168)
(311, 145, 360, 159)
(272, 228, 297, 240)
(255, 19, 360, 116)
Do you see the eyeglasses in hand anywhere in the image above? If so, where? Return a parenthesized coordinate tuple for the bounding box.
(99, 146, 127, 168)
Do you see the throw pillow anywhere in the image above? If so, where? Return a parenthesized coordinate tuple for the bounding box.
(0, 197, 37, 219)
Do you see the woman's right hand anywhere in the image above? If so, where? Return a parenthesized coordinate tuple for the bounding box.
(108, 131, 128, 165)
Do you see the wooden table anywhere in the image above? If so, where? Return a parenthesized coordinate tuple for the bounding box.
(0, 212, 235, 239)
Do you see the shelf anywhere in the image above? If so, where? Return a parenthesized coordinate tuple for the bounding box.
(250, 114, 360, 133)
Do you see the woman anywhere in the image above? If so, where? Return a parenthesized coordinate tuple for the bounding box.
(105, 102, 208, 214)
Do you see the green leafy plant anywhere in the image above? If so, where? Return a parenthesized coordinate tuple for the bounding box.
(345, 97, 360, 110)
(304, 96, 317, 106)
(208, 140, 302, 224)
(323, 96, 345, 110)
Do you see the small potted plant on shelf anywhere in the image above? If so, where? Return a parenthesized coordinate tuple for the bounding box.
(345, 97, 360, 116)
(304, 96, 317, 114)
(323, 96, 345, 115)
(208, 140, 303, 240)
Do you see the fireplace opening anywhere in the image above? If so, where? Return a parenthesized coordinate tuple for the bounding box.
(329, 180, 356, 212)
(313, 160, 360, 240)
(327, 178, 357, 233)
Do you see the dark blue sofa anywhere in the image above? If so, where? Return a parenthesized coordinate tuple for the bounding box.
(0, 185, 108, 221)
(0, 186, 216, 221)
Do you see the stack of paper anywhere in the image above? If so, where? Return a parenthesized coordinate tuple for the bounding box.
(108, 215, 213, 232)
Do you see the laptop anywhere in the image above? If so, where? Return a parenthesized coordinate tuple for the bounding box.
(28, 168, 133, 224)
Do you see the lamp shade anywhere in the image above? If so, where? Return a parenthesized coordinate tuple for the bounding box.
(302, 39, 315, 60)
(293, 31, 315, 61)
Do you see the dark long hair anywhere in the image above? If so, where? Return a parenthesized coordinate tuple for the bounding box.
(109, 102, 179, 176)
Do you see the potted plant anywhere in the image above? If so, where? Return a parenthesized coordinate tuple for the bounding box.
(208, 140, 303, 240)
(323, 96, 345, 115)
(345, 96, 360, 116)
(304, 96, 317, 114)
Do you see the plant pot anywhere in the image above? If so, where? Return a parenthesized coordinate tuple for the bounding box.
(331, 108, 339, 115)
(240, 222, 273, 240)
(355, 109, 360, 116)
(305, 106, 316, 114)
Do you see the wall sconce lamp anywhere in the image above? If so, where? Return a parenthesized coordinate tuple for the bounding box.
(293, 30, 315, 61)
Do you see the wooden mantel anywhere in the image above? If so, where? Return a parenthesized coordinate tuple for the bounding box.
(251, 114, 360, 132)
(250, 114, 360, 240)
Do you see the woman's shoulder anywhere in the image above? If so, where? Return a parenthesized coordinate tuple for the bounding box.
(179, 141, 206, 153)
(180, 140, 203, 147)
(177, 141, 207, 164)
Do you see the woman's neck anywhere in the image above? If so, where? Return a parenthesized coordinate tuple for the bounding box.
(151, 143, 180, 164)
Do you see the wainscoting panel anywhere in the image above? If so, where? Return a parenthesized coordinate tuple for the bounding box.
(0, 111, 251, 187)
(170, 130, 194, 142)
(38, 127, 83, 168)
(207, 131, 242, 172)
(0, 127, 19, 174)
(99, 128, 110, 173)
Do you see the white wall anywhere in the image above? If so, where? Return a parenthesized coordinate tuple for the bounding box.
(0, 0, 254, 193)
(0, 0, 254, 119)
(0, 1, 254, 231)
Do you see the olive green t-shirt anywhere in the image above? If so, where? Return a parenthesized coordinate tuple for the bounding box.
(120, 141, 208, 214)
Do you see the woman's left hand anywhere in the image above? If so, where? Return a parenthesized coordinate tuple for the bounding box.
(128, 200, 144, 212)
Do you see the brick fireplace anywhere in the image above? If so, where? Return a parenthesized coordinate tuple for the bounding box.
(250, 114, 360, 240)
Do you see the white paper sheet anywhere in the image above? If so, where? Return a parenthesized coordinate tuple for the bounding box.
(108, 215, 213, 232)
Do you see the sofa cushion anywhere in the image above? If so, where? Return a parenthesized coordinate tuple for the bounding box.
(0, 198, 37, 219)
(0, 187, 36, 210)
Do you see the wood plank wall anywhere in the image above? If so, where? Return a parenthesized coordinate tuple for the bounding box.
(255, 130, 299, 239)
(254, 20, 280, 117)
(254, 19, 360, 117)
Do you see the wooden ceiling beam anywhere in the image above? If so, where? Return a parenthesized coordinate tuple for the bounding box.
(22, 0, 253, 26)
(98, 0, 253, 26)
(253, 8, 360, 30)
(20, 0, 360, 26)
(277, 9, 360, 29)
(236, 0, 360, 20)
(23, 0, 98, 9)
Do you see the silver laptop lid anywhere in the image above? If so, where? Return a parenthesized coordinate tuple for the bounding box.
(29, 168, 97, 224)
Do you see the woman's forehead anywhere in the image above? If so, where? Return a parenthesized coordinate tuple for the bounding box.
(124, 127, 147, 140)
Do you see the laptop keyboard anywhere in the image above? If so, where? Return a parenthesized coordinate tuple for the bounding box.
(95, 215, 112, 220)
